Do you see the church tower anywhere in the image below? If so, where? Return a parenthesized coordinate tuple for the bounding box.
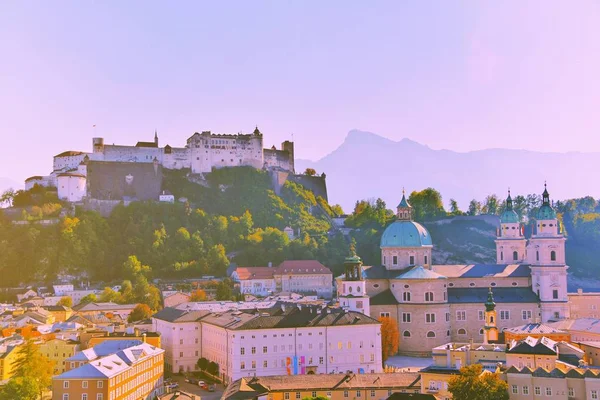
(527, 183, 569, 322)
(339, 241, 370, 316)
(495, 190, 526, 264)
(154, 130, 159, 146)
(483, 288, 499, 344)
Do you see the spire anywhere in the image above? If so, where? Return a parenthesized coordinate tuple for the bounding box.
(344, 238, 362, 280)
(396, 189, 413, 220)
(154, 129, 158, 145)
(485, 288, 496, 311)
(542, 181, 550, 205)
(253, 125, 261, 135)
(506, 188, 513, 211)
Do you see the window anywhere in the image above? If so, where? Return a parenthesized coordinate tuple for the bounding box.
(456, 311, 466, 321)
(380, 312, 390, 318)
(554, 311, 560, 319)
(356, 390, 362, 397)
(402, 312, 411, 323)
(241, 347, 246, 356)
(82, 381, 88, 388)
(392, 256, 398, 265)
(97, 382, 103, 388)
(319, 357, 324, 365)
(500, 252, 503, 261)
(500, 310, 510, 320)
(63, 396, 69, 400)
(370, 390, 376, 397)
(338, 342, 343, 350)
(263, 360, 268, 368)
(553, 290, 559, 299)
(446, 312, 450, 322)
(534, 387, 541, 395)
(403, 292, 411, 302)
(263, 346, 268, 354)
(403, 331, 411, 337)
(344, 390, 349, 398)
(241, 361, 245, 370)
(457, 328, 467, 335)
(96, 395, 103, 400)
(82, 395, 88, 400)
(568, 387, 574, 397)
(296, 393, 301, 399)
(425, 292, 434, 302)
(479, 328, 484, 335)
(536, 251, 539, 261)
(426, 313, 436, 323)
(512, 385, 518, 394)
(593, 390, 598, 399)
(327, 392, 332, 398)
(63, 382, 69, 389)
(285, 393, 290, 400)
(546, 387, 552, 396)
(478, 310, 484, 321)
(426, 331, 436, 338)
(424, 255, 428, 264)
(252, 360, 256, 369)
(513, 251, 518, 261)
(251, 347, 256, 354)
(312, 392, 317, 398)
(409, 256, 415, 265)
(522, 310, 532, 320)
(551, 251, 556, 261)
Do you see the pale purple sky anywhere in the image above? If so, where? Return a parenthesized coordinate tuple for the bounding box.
(1, 1, 600, 185)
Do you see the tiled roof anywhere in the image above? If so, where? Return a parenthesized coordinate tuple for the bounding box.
(66, 340, 143, 361)
(232, 267, 274, 280)
(370, 289, 399, 306)
(72, 302, 137, 312)
(432, 264, 530, 278)
(547, 318, 600, 334)
(448, 287, 539, 304)
(274, 260, 332, 275)
(397, 266, 446, 280)
(504, 323, 566, 335)
(152, 308, 209, 323)
(508, 336, 557, 355)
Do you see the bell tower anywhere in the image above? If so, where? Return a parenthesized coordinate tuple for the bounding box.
(339, 240, 370, 316)
(495, 189, 526, 264)
(396, 189, 413, 220)
(483, 288, 499, 344)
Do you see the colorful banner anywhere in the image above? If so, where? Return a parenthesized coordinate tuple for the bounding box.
(286, 357, 292, 375)
(293, 356, 299, 375)
(300, 356, 306, 375)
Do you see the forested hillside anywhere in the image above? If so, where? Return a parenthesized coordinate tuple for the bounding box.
(0, 167, 347, 287)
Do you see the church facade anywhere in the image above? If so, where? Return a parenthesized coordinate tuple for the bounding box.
(339, 186, 569, 356)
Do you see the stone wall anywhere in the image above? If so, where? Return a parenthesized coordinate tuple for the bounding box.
(87, 161, 163, 201)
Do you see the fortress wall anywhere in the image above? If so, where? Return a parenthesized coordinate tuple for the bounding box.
(263, 149, 293, 172)
(87, 161, 163, 201)
(53, 153, 89, 172)
(289, 174, 328, 202)
(161, 147, 190, 170)
(102, 145, 162, 163)
(81, 198, 123, 217)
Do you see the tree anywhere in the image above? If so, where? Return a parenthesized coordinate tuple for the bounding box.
(468, 199, 482, 216)
(123, 255, 152, 279)
(56, 296, 73, 308)
(79, 293, 97, 304)
(3, 340, 54, 400)
(190, 289, 207, 302)
(0, 189, 15, 208)
(207, 244, 229, 275)
(449, 199, 462, 216)
(196, 357, 208, 371)
(215, 279, 233, 301)
(207, 361, 219, 375)
(408, 188, 445, 221)
(304, 168, 316, 176)
(128, 303, 153, 322)
(482, 194, 500, 215)
(448, 364, 508, 400)
(99, 287, 121, 303)
(379, 316, 399, 362)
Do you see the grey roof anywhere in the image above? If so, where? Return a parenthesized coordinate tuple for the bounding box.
(152, 308, 210, 323)
(508, 336, 557, 355)
(66, 340, 143, 361)
(432, 264, 531, 278)
(504, 323, 566, 335)
(448, 287, 539, 304)
(72, 302, 137, 312)
(371, 289, 399, 306)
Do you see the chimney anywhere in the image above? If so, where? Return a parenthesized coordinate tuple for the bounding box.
(268, 262, 273, 268)
(142, 333, 147, 343)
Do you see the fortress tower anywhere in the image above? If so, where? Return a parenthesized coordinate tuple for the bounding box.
(495, 190, 527, 264)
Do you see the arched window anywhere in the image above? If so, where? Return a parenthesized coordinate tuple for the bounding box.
(500, 252, 503, 261)
(551, 251, 556, 261)
(457, 328, 467, 335)
(349, 286, 353, 293)
(425, 292, 434, 302)
(403, 331, 411, 337)
(403, 292, 411, 302)
(536, 251, 539, 261)
(424, 255, 428, 265)
(490, 316, 494, 323)
(479, 329, 484, 335)
(513, 251, 518, 261)
(426, 331, 436, 338)
(357, 286, 361, 293)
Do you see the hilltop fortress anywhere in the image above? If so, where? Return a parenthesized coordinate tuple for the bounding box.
(25, 127, 307, 204)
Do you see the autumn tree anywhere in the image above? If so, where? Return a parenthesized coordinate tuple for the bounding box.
(190, 289, 207, 302)
(1, 340, 54, 400)
(123, 255, 152, 279)
(408, 188, 445, 221)
(56, 296, 73, 308)
(79, 293, 97, 304)
(128, 304, 153, 322)
(304, 168, 317, 176)
(99, 287, 121, 303)
(448, 364, 508, 400)
(379, 316, 399, 362)
(482, 194, 500, 215)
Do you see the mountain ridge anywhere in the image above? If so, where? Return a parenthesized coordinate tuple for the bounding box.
(296, 130, 600, 211)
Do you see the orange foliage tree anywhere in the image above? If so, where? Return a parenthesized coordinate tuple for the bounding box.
(379, 316, 399, 362)
(190, 289, 207, 302)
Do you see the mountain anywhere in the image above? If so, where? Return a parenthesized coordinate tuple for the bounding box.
(297, 130, 600, 211)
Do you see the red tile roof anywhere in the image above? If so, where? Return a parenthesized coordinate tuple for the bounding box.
(234, 267, 275, 280)
(274, 260, 332, 275)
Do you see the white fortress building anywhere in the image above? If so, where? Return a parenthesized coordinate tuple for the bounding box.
(25, 127, 295, 202)
(337, 185, 570, 356)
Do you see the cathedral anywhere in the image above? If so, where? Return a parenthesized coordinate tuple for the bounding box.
(338, 185, 569, 356)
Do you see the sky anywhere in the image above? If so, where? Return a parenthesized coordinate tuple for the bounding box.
(2, 1, 600, 185)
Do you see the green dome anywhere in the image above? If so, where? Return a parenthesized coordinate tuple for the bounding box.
(537, 204, 557, 220)
(380, 220, 433, 248)
(500, 210, 519, 223)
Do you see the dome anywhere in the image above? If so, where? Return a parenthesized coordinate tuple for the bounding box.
(500, 209, 519, 223)
(537, 204, 557, 220)
(380, 220, 433, 248)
